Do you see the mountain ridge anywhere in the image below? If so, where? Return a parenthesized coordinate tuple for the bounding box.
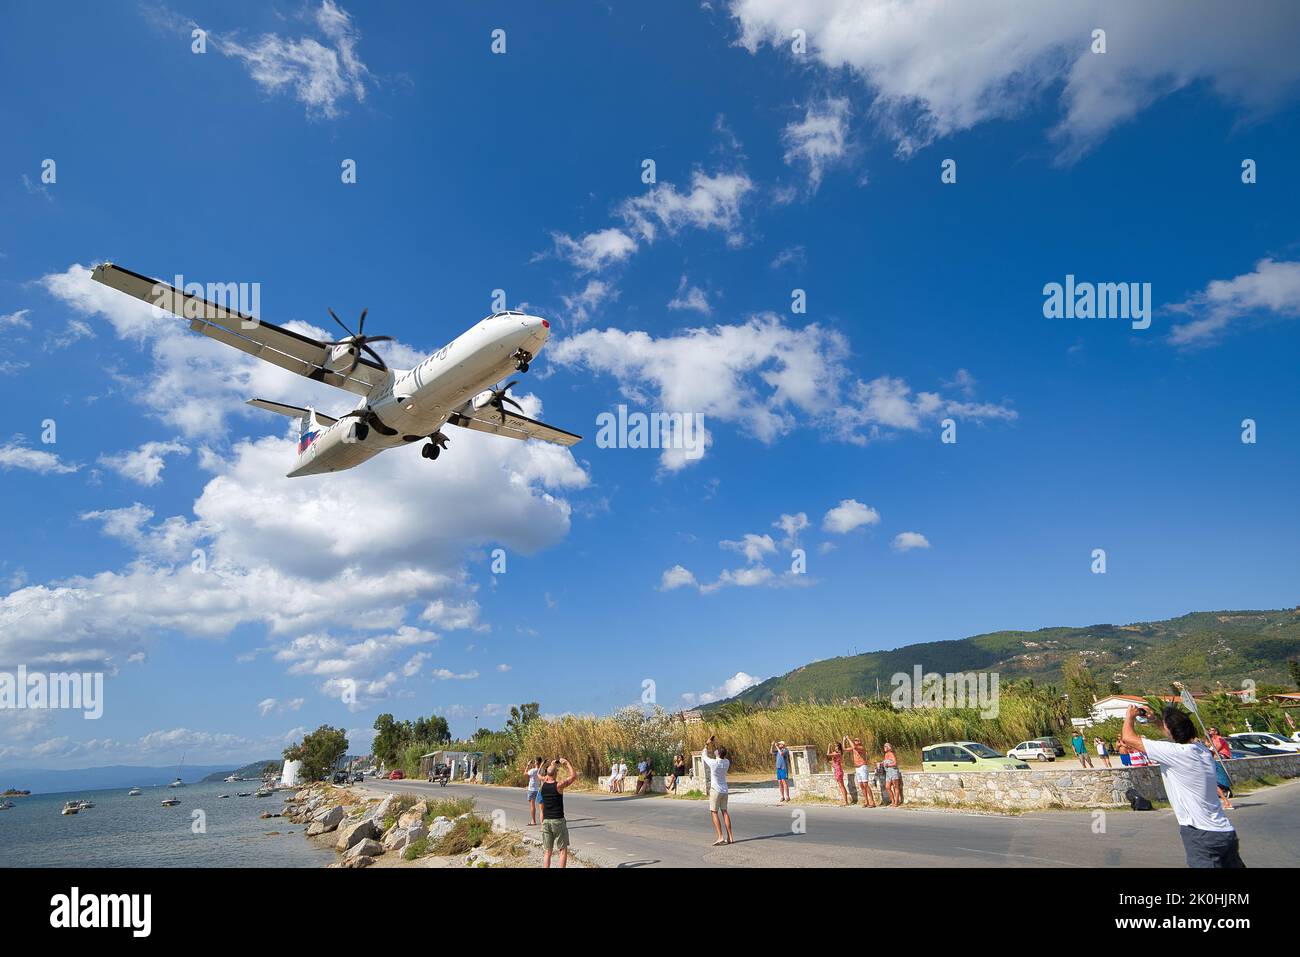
(710, 608, 1300, 709)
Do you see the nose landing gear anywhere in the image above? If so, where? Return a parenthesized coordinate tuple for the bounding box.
(513, 348, 533, 373)
(421, 431, 450, 461)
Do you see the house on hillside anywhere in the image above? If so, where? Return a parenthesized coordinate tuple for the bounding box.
(1089, 694, 1149, 723)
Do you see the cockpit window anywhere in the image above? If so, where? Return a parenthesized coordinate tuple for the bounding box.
(487, 310, 526, 319)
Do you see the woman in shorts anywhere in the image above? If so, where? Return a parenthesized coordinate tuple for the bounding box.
(827, 741, 849, 805)
(525, 757, 545, 825)
(881, 742, 902, 806)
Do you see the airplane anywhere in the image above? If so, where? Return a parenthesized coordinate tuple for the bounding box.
(90, 263, 581, 477)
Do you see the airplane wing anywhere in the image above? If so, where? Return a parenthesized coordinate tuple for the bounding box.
(446, 408, 582, 447)
(246, 398, 339, 426)
(90, 263, 387, 397)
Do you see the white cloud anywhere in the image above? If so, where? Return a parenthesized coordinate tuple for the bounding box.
(769, 246, 806, 270)
(681, 670, 763, 706)
(431, 668, 479, 681)
(215, 1, 371, 120)
(420, 599, 486, 632)
(1, 403, 588, 678)
(550, 228, 638, 273)
(823, 499, 880, 534)
(0, 309, 31, 328)
(700, 565, 775, 593)
(782, 97, 851, 190)
(659, 564, 698, 591)
(667, 276, 712, 315)
(720, 533, 777, 564)
(892, 531, 930, 551)
(98, 440, 189, 486)
(729, 0, 1300, 162)
(619, 170, 754, 246)
(561, 278, 618, 328)
(772, 511, 809, 547)
(496, 663, 511, 672)
(549, 313, 1014, 464)
(0, 439, 79, 475)
(1168, 259, 1300, 345)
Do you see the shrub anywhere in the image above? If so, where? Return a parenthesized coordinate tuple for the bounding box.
(432, 814, 492, 855)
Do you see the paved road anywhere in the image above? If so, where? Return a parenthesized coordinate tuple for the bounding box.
(369, 776, 1300, 868)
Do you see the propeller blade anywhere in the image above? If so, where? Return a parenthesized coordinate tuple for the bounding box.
(327, 308, 355, 339)
(359, 341, 388, 369)
(501, 395, 523, 411)
(357, 308, 368, 336)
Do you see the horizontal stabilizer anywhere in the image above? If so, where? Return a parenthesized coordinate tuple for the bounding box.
(246, 398, 338, 426)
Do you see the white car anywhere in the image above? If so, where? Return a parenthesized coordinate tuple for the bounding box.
(1007, 741, 1056, 762)
(1228, 732, 1300, 754)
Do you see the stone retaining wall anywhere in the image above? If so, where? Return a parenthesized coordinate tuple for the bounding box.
(596, 774, 701, 794)
(793, 752, 1300, 809)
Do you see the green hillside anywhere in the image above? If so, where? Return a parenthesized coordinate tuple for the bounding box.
(717, 608, 1300, 708)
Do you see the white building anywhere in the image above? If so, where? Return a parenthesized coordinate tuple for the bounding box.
(280, 758, 303, 788)
(1089, 694, 1149, 723)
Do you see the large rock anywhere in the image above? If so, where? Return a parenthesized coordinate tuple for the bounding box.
(313, 805, 345, 829)
(345, 838, 384, 860)
(465, 847, 500, 867)
(398, 801, 428, 829)
(385, 821, 428, 852)
(365, 794, 398, 826)
(335, 818, 377, 852)
(428, 816, 454, 841)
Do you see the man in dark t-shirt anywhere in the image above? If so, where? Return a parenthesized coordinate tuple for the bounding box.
(540, 757, 577, 868)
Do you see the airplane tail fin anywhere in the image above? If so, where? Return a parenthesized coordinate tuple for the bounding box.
(245, 398, 337, 459)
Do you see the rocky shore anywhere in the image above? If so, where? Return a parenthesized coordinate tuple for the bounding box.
(281, 782, 564, 868)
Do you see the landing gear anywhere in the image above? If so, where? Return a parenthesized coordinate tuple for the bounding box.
(513, 348, 533, 373)
(421, 431, 450, 461)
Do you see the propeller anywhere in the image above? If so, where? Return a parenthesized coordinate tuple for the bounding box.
(326, 307, 393, 375)
(487, 380, 523, 422)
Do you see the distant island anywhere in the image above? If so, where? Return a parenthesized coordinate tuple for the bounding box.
(200, 760, 279, 783)
(3, 788, 31, 797)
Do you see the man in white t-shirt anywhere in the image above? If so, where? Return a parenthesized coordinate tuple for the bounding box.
(1121, 704, 1245, 868)
(701, 735, 733, 846)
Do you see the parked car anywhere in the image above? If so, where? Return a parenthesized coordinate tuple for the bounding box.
(1031, 736, 1067, 757)
(1007, 741, 1056, 762)
(388, 770, 405, 780)
(1227, 739, 1290, 758)
(351, 772, 364, 783)
(331, 770, 349, 784)
(923, 741, 1031, 771)
(1228, 732, 1300, 754)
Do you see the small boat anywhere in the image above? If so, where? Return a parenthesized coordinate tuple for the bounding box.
(74, 799, 94, 809)
(0, 800, 14, 810)
(237, 791, 252, 797)
(160, 797, 181, 806)
(61, 801, 79, 815)
(254, 788, 272, 798)
(218, 794, 230, 799)
(224, 774, 241, 783)
(168, 752, 186, 787)
(127, 787, 142, 796)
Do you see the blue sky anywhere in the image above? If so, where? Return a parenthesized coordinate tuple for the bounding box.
(2, 1, 1298, 768)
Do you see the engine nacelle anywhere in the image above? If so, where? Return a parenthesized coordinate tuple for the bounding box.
(470, 390, 496, 412)
(325, 342, 358, 372)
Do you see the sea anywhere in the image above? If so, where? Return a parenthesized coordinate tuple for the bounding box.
(0, 780, 334, 867)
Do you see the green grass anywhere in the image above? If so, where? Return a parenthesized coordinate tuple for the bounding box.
(422, 797, 474, 824)
(432, 814, 492, 855)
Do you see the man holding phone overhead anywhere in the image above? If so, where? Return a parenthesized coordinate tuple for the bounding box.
(1121, 705, 1245, 868)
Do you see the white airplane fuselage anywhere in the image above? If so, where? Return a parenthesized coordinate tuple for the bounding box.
(290, 312, 549, 477)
